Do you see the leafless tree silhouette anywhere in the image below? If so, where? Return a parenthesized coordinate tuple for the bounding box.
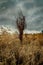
(16, 11, 26, 42)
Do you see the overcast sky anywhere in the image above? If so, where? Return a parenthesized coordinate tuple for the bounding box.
(0, 0, 43, 31)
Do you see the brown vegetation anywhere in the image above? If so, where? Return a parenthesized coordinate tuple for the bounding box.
(0, 32, 43, 65)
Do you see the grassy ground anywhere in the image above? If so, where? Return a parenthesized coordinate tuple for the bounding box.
(0, 32, 43, 65)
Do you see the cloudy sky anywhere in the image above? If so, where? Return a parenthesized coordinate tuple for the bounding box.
(0, 0, 43, 31)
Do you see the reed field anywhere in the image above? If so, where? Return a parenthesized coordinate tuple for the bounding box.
(0, 31, 43, 65)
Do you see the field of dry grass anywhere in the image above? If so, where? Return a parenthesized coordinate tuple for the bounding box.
(0, 31, 43, 65)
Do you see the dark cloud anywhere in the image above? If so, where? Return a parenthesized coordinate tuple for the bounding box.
(0, 0, 16, 10)
(34, 8, 43, 16)
(23, 2, 34, 9)
(0, 0, 43, 31)
(34, 0, 43, 7)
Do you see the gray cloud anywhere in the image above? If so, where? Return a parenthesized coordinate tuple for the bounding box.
(0, 0, 16, 11)
(23, 2, 34, 9)
(34, 0, 43, 7)
(0, 0, 43, 31)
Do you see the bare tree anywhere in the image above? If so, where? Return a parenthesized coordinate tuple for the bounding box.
(16, 11, 26, 42)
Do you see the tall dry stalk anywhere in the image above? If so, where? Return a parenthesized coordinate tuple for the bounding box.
(16, 11, 26, 42)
